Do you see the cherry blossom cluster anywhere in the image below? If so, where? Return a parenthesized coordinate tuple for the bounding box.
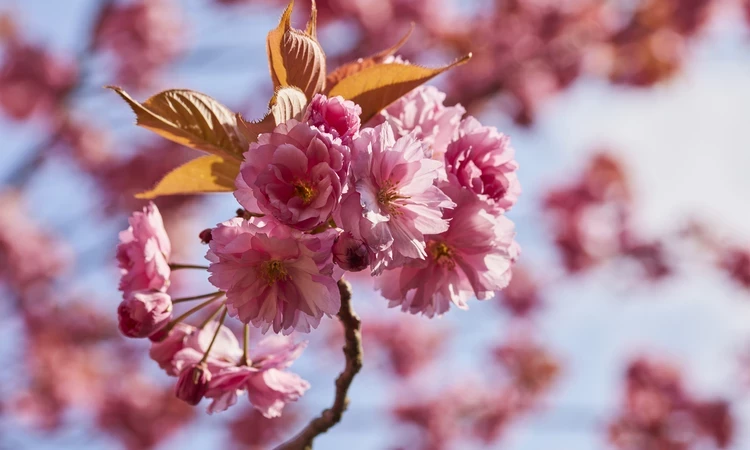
(608, 357, 733, 450)
(115, 85, 521, 415)
(544, 153, 670, 280)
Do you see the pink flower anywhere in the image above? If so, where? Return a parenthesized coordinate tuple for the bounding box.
(149, 323, 195, 375)
(332, 231, 370, 272)
(376, 186, 519, 316)
(172, 322, 244, 375)
(234, 119, 349, 231)
(206, 217, 339, 334)
(378, 86, 465, 159)
(445, 116, 520, 210)
(303, 94, 362, 144)
(206, 335, 309, 417)
(116, 202, 171, 294)
(337, 124, 454, 273)
(117, 290, 172, 338)
(175, 364, 211, 406)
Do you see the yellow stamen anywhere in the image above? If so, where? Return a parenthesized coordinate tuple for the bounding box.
(293, 180, 316, 205)
(377, 180, 409, 214)
(428, 241, 455, 269)
(260, 260, 289, 284)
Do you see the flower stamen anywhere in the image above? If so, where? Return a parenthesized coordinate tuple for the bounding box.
(377, 180, 409, 214)
(293, 180, 317, 205)
(428, 241, 456, 269)
(260, 260, 289, 284)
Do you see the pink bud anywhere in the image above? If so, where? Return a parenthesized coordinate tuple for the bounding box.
(332, 232, 370, 272)
(117, 290, 172, 338)
(176, 364, 211, 406)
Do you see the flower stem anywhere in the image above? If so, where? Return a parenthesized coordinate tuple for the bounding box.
(169, 263, 209, 270)
(172, 291, 223, 304)
(241, 324, 250, 366)
(200, 308, 228, 364)
(165, 293, 223, 332)
(274, 279, 362, 450)
(199, 304, 226, 329)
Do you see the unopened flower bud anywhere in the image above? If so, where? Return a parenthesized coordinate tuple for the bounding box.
(175, 363, 211, 406)
(332, 232, 370, 272)
(117, 290, 172, 338)
(199, 228, 212, 244)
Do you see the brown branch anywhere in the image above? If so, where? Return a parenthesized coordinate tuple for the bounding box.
(274, 279, 363, 450)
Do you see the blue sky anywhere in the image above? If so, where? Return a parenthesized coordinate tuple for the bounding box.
(3, 1, 750, 449)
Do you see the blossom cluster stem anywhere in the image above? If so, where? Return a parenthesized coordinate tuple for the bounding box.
(200, 308, 228, 364)
(172, 291, 223, 304)
(169, 263, 210, 270)
(274, 279, 362, 450)
(241, 324, 250, 366)
(165, 293, 223, 333)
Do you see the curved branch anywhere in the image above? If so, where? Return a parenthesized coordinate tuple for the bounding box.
(274, 279, 363, 450)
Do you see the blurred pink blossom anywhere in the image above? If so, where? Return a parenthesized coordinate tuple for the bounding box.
(0, 40, 77, 121)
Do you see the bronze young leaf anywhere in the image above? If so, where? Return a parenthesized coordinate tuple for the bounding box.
(136, 154, 239, 199)
(107, 87, 248, 162)
(327, 55, 472, 123)
(325, 23, 415, 89)
(266, 0, 326, 100)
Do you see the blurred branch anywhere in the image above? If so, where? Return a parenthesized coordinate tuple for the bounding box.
(274, 279, 362, 450)
(3, 0, 114, 189)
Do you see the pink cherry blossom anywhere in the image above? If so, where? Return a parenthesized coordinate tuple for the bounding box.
(206, 334, 309, 417)
(206, 217, 339, 334)
(444, 116, 520, 210)
(234, 119, 349, 231)
(149, 323, 195, 376)
(116, 202, 171, 294)
(378, 85, 465, 159)
(337, 124, 454, 273)
(117, 290, 172, 338)
(303, 94, 362, 144)
(376, 186, 518, 317)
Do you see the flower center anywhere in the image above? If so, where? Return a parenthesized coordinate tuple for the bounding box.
(428, 241, 455, 269)
(377, 180, 409, 214)
(260, 260, 289, 284)
(293, 180, 316, 205)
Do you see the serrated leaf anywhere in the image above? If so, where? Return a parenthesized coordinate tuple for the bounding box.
(108, 87, 247, 162)
(327, 55, 472, 123)
(136, 155, 239, 199)
(326, 24, 414, 89)
(237, 86, 308, 143)
(266, 0, 326, 100)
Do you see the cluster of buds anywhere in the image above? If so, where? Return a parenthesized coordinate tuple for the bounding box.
(111, 0, 519, 419)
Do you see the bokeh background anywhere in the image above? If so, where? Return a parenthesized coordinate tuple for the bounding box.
(2, 0, 750, 449)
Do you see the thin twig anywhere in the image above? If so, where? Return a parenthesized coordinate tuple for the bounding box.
(274, 279, 362, 450)
(169, 263, 210, 271)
